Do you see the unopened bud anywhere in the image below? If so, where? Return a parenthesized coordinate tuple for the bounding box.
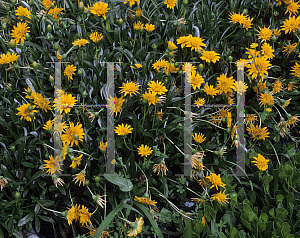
(271, 36, 277, 42)
(50, 3, 55, 8)
(47, 24, 52, 32)
(82, 90, 88, 99)
(28, 105, 33, 112)
(2, 22, 7, 30)
(242, 9, 248, 15)
(29, 112, 35, 118)
(228, 56, 233, 62)
(74, 134, 79, 140)
(118, 18, 123, 26)
(49, 75, 54, 83)
(198, 64, 204, 71)
(14, 192, 21, 199)
(94, 176, 101, 182)
(139, 27, 144, 33)
(77, 69, 83, 76)
(79, 1, 84, 12)
(25, 33, 30, 40)
(183, 0, 188, 5)
(9, 39, 16, 48)
(32, 61, 38, 70)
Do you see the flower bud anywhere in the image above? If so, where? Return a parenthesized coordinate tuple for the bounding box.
(142, 98, 148, 105)
(9, 39, 16, 49)
(143, 192, 149, 198)
(50, 3, 55, 8)
(168, 51, 174, 58)
(94, 176, 101, 182)
(2, 22, 7, 30)
(246, 32, 252, 37)
(178, 70, 183, 75)
(85, 179, 90, 186)
(242, 9, 248, 15)
(25, 33, 30, 40)
(139, 27, 144, 33)
(228, 56, 233, 62)
(152, 44, 157, 50)
(47, 24, 52, 32)
(79, 1, 84, 12)
(198, 64, 204, 71)
(32, 61, 38, 70)
(11, 0, 16, 6)
(74, 134, 79, 140)
(29, 0, 33, 6)
(82, 90, 88, 99)
(271, 36, 277, 42)
(183, 0, 188, 5)
(28, 105, 33, 112)
(14, 191, 21, 199)
(118, 18, 123, 26)
(10, 145, 16, 151)
(49, 75, 54, 83)
(77, 69, 83, 76)
(29, 112, 35, 119)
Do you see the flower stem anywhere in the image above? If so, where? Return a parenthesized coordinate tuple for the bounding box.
(136, 162, 148, 193)
(37, 201, 62, 214)
(123, 138, 136, 151)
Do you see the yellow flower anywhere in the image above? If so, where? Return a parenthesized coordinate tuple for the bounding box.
(252, 154, 269, 171)
(203, 83, 218, 98)
(164, 0, 177, 9)
(93, 194, 107, 208)
(64, 64, 77, 80)
(200, 50, 220, 63)
(56, 50, 62, 62)
(43, 155, 63, 175)
(261, 43, 275, 59)
(291, 62, 300, 78)
(42, 0, 55, 10)
(144, 23, 155, 32)
(58, 93, 77, 114)
(15, 6, 32, 21)
(73, 170, 86, 186)
(242, 17, 253, 30)
(194, 98, 205, 107)
(282, 42, 297, 55)
(11, 22, 30, 44)
(99, 142, 107, 152)
(62, 122, 85, 147)
(168, 41, 178, 51)
(0, 52, 19, 65)
(287, 81, 296, 91)
(256, 26, 273, 42)
(272, 78, 283, 93)
(43, 120, 54, 131)
(206, 173, 226, 190)
(130, 63, 143, 69)
(185, 36, 206, 52)
(0, 177, 8, 191)
(156, 109, 164, 120)
(236, 59, 250, 70)
(48, 6, 64, 20)
(115, 123, 133, 136)
(177, 35, 192, 48)
(127, 217, 144, 237)
(163, 63, 179, 76)
(152, 59, 169, 72)
(216, 73, 235, 95)
(70, 154, 83, 169)
(286, 0, 300, 15)
(133, 21, 143, 31)
(32, 92, 51, 112)
(244, 115, 257, 126)
(136, 8, 142, 17)
(137, 145, 153, 157)
(246, 55, 271, 79)
(124, 0, 140, 7)
(266, 108, 272, 113)
(141, 91, 159, 106)
(283, 98, 292, 108)
(193, 132, 206, 143)
(190, 71, 204, 90)
(234, 81, 248, 95)
(288, 115, 300, 127)
(72, 39, 89, 47)
(147, 80, 168, 95)
(259, 91, 274, 107)
(250, 43, 258, 48)
(272, 28, 281, 36)
(119, 81, 140, 96)
(211, 190, 230, 205)
(89, 32, 103, 43)
(134, 196, 157, 206)
(153, 163, 168, 176)
(53, 120, 68, 136)
(247, 124, 270, 141)
(66, 204, 81, 225)
(106, 95, 125, 116)
(16, 103, 37, 122)
(79, 205, 92, 227)
(281, 15, 300, 34)
(90, 2, 110, 19)
(229, 12, 246, 24)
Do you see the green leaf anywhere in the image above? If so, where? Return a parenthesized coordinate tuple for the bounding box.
(258, 222, 266, 232)
(38, 215, 54, 223)
(24, 170, 45, 189)
(103, 174, 133, 192)
(38, 200, 55, 207)
(0, 164, 13, 180)
(18, 212, 34, 226)
(92, 201, 126, 238)
(134, 201, 164, 238)
(35, 216, 40, 234)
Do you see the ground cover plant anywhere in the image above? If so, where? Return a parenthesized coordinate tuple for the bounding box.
(1, 0, 300, 237)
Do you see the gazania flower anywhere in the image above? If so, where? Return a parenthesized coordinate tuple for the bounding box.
(164, 0, 177, 9)
(0, 52, 19, 65)
(252, 154, 269, 171)
(16, 103, 37, 122)
(152, 59, 168, 72)
(64, 64, 77, 80)
(256, 26, 273, 42)
(153, 162, 168, 176)
(130, 63, 143, 69)
(156, 109, 164, 121)
(287, 81, 296, 90)
(203, 84, 218, 98)
(168, 41, 178, 51)
(137, 145, 153, 157)
(90, 2, 109, 19)
(99, 142, 107, 153)
(281, 15, 300, 34)
(191, 198, 205, 205)
(79, 205, 92, 227)
(62, 122, 85, 147)
(229, 12, 246, 24)
(66, 204, 81, 225)
(190, 71, 204, 90)
(92, 194, 106, 208)
(291, 62, 300, 78)
(42, 0, 55, 10)
(48, 6, 64, 20)
(259, 91, 275, 107)
(242, 17, 253, 30)
(54, 120, 68, 136)
(70, 154, 83, 169)
(43, 120, 54, 131)
(120, 81, 140, 96)
(191, 155, 205, 171)
(133, 21, 143, 31)
(15, 6, 32, 21)
(145, 23, 155, 32)
(286, 0, 300, 15)
(244, 114, 257, 124)
(56, 50, 62, 62)
(134, 196, 157, 206)
(282, 42, 297, 55)
(54, 92, 77, 114)
(52, 174, 65, 188)
(32, 93, 51, 112)
(177, 35, 192, 48)
(141, 91, 159, 106)
(106, 95, 125, 116)
(272, 79, 283, 93)
(206, 173, 226, 190)
(216, 73, 235, 95)
(247, 124, 270, 141)
(261, 43, 275, 59)
(246, 55, 271, 79)
(11, 22, 30, 44)
(147, 80, 168, 95)
(127, 217, 144, 237)
(163, 63, 179, 75)
(73, 170, 86, 186)
(115, 123, 133, 136)
(43, 155, 63, 175)
(193, 132, 206, 143)
(72, 39, 89, 47)
(185, 36, 206, 52)
(124, 0, 140, 7)
(136, 8, 142, 17)
(89, 32, 103, 43)
(288, 115, 300, 127)
(194, 98, 205, 107)
(283, 98, 292, 108)
(211, 190, 230, 205)
(200, 50, 220, 63)
(0, 177, 8, 191)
